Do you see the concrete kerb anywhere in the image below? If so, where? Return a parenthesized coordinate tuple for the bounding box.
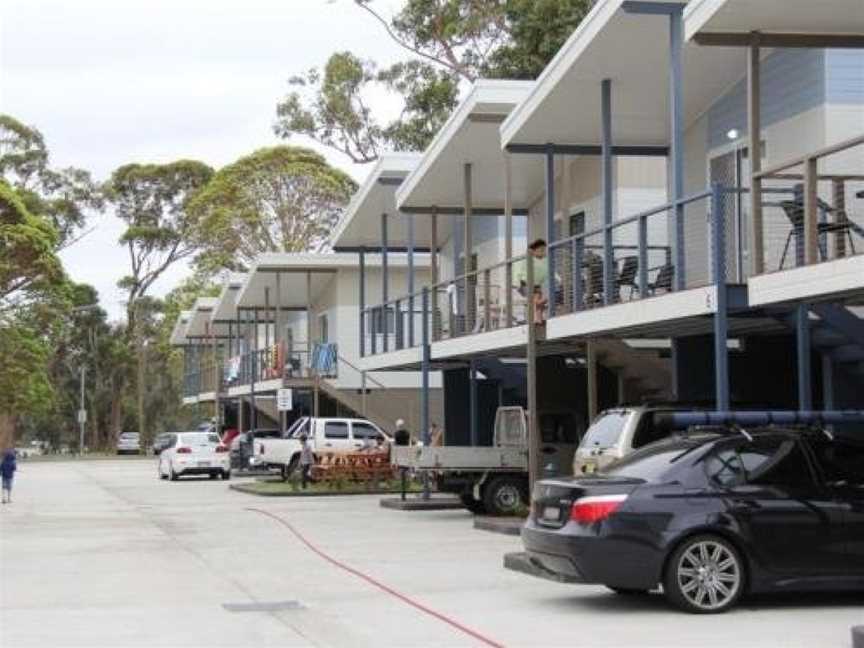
(230, 484, 413, 498)
(379, 496, 464, 511)
(473, 516, 525, 536)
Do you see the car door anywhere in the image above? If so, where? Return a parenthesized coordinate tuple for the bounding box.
(806, 437, 864, 572)
(321, 420, 351, 452)
(708, 435, 847, 575)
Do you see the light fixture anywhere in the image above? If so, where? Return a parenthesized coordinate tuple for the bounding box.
(727, 129, 740, 141)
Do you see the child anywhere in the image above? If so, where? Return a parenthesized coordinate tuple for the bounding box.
(1, 449, 17, 504)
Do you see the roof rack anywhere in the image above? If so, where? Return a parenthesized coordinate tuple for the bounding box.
(657, 410, 864, 431)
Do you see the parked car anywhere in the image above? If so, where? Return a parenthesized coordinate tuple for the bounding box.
(151, 432, 174, 456)
(116, 432, 141, 455)
(230, 429, 281, 471)
(523, 427, 864, 613)
(158, 431, 231, 481)
(572, 406, 703, 475)
(253, 417, 390, 478)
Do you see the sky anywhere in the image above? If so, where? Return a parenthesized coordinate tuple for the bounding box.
(1, 0, 408, 321)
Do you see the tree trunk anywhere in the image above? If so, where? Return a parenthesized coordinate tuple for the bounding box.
(0, 412, 16, 451)
(137, 345, 147, 445)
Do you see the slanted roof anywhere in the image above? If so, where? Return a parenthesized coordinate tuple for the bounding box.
(185, 297, 219, 338)
(686, 0, 864, 40)
(235, 252, 425, 308)
(396, 79, 543, 215)
(210, 273, 246, 326)
(331, 153, 423, 249)
(501, 0, 744, 150)
(170, 310, 193, 346)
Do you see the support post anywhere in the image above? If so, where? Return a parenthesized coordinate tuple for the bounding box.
(407, 211, 415, 347)
(251, 308, 258, 432)
(421, 288, 430, 446)
(306, 272, 313, 366)
(711, 183, 730, 411)
(264, 287, 271, 350)
(359, 247, 366, 357)
(526, 241, 541, 490)
(361, 371, 368, 416)
(587, 341, 598, 422)
(638, 216, 649, 298)
(804, 157, 819, 265)
(544, 146, 556, 316)
(833, 180, 847, 258)
(748, 37, 764, 276)
(504, 153, 514, 328)
(463, 163, 474, 332)
(669, 9, 686, 290)
(430, 209, 440, 342)
(601, 78, 615, 304)
(381, 213, 389, 353)
(469, 360, 478, 447)
(797, 303, 812, 410)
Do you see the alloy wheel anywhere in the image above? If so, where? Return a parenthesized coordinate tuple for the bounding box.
(676, 540, 741, 611)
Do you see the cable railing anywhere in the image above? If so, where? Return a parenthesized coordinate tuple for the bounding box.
(753, 134, 864, 275)
(360, 185, 730, 357)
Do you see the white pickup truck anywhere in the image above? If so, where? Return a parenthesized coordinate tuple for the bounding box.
(252, 417, 391, 479)
(392, 407, 579, 516)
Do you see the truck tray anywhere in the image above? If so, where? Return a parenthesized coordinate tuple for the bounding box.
(392, 446, 527, 471)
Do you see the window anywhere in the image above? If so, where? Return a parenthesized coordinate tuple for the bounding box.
(324, 421, 349, 439)
(371, 308, 395, 335)
(632, 414, 672, 449)
(352, 422, 382, 441)
(569, 212, 585, 237)
(603, 441, 699, 482)
(319, 314, 329, 343)
(809, 439, 864, 486)
(581, 410, 632, 449)
(705, 437, 814, 489)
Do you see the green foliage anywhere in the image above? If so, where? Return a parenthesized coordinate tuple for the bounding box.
(0, 114, 103, 249)
(278, 1, 591, 160)
(0, 324, 55, 416)
(188, 146, 357, 273)
(105, 159, 213, 334)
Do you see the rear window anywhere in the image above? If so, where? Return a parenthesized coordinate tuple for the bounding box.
(180, 433, 220, 445)
(324, 422, 349, 439)
(120, 432, 139, 439)
(602, 441, 701, 482)
(581, 411, 631, 449)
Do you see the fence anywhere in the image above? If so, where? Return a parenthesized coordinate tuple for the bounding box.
(360, 185, 730, 356)
(753, 134, 864, 275)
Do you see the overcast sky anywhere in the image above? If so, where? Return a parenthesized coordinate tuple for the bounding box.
(1, 0, 408, 320)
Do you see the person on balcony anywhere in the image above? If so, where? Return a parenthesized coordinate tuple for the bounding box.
(514, 239, 551, 324)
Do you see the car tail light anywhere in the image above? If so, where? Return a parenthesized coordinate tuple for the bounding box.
(570, 494, 628, 524)
(176, 447, 192, 454)
(215, 445, 228, 453)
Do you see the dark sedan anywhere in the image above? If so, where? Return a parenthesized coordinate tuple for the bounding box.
(523, 428, 864, 613)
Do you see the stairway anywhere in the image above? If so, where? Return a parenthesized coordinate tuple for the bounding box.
(776, 304, 864, 378)
(591, 338, 673, 401)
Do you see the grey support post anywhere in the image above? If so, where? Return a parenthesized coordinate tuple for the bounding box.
(601, 78, 615, 304)
(469, 359, 478, 447)
(407, 211, 415, 347)
(711, 183, 730, 411)
(421, 288, 430, 445)
(504, 153, 514, 327)
(463, 163, 474, 332)
(545, 146, 556, 315)
(748, 36, 764, 276)
(381, 214, 389, 353)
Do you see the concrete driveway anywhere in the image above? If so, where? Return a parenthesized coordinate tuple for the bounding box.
(1, 459, 861, 647)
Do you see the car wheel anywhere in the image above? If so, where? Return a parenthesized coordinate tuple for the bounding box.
(608, 587, 649, 596)
(209, 472, 218, 480)
(222, 470, 231, 481)
(459, 493, 488, 515)
(482, 477, 528, 516)
(169, 466, 179, 481)
(663, 534, 744, 614)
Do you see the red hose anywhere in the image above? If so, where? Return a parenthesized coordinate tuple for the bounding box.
(246, 507, 506, 648)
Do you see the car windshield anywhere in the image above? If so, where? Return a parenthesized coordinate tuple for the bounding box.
(120, 433, 138, 439)
(602, 440, 702, 482)
(581, 410, 632, 449)
(180, 433, 219, 446)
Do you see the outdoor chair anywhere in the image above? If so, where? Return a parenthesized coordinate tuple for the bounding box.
(778, 198, 858, 269)
(617, 256, 639, 300)
(586, 258, 605, 305)
(648, 264, 674, 295)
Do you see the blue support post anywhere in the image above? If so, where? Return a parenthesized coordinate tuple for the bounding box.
(601, 78, 614, 305)
(469, 360, 478, 447)
(407, 211, 415, 347)
(545, 146, 556, 315)
(797, 303, 812, 410)
(711, 183, 729, 411)
(571, 237, 583, 311)
(359, 247, 366, 357)
(381, 213, 389, 353)
(669, 9, 686, 291)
